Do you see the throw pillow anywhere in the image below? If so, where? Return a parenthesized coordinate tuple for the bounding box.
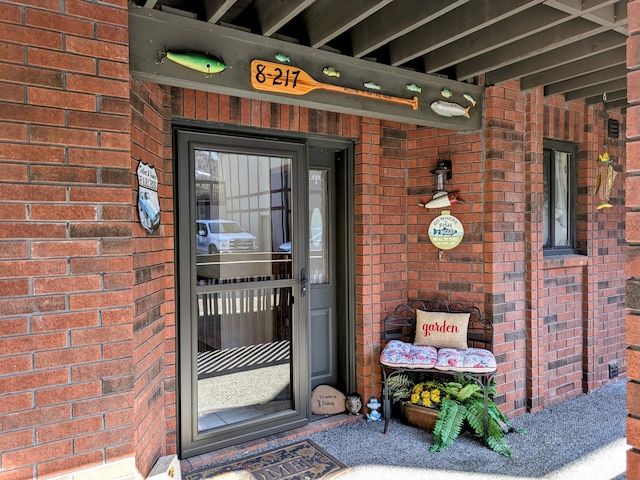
(414, 310, 470, 350)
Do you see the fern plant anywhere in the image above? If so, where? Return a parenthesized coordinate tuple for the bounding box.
(387, 373, 523, 457)
(430, 376, 523, 457)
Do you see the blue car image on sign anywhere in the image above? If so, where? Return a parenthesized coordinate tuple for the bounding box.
(137, 160, 160, 234)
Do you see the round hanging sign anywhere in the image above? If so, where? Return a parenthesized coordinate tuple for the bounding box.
(428, 210, 464, 250)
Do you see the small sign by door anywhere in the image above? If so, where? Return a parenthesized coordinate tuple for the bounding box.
(136, 160, 160, 234)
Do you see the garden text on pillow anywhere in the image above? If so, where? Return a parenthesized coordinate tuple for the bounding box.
(414, 310, 470, 350)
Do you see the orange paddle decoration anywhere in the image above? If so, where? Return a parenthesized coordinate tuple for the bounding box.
(250, 60, 419, 110)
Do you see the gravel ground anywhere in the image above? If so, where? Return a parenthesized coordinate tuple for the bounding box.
(309, 381, 627, 480)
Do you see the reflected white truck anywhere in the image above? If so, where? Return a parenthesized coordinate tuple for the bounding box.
(196, 219, 257, 254)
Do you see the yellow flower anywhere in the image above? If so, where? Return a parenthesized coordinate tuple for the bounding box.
(431, 389, 441, 403)
(423, 397, 432, 408)
(421, 391, 430, 399)
(411, 393, 420, 404)
(413, 384, 423, 395)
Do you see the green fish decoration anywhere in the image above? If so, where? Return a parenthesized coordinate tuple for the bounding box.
(463, 93, 477, 106)
(406, 83, 422, 93)
(322, 66, 341, 78)
(364, 81, 381, 91)
(440, 88, 453, 99)
(163, 50, 226, 76)
(274, 53, 291, 63)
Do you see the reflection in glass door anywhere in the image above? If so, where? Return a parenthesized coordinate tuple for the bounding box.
(195, 150, 293, 431)
(177, 131, 308, 457)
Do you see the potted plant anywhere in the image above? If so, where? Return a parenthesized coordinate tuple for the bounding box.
(387, 373, 523, 457)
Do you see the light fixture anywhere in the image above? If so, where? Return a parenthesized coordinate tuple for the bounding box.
(431, 159, 452, 193)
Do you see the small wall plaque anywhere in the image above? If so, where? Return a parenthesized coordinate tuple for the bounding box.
(136, 160, 160, 234)
(428, 210, 464, 250)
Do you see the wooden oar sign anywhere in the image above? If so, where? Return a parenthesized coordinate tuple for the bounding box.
(250, 60, 419, 110)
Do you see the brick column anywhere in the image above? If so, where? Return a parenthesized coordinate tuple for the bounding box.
(482, 81, 528, 415)
(523, 87, 546, 412)
(354, 117, 383, 403)
(0, 1, 135, 478)
(627, 2, 640, 479)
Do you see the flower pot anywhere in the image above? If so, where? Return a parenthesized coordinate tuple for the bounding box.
(399, 401, 439, 431)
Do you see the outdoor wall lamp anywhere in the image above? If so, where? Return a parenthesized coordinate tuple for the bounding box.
(432, 159, 452, 193)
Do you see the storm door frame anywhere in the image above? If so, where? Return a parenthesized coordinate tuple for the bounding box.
(174, 128, 310, 458)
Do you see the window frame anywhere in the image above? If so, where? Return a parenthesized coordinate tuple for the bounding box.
(543, 139, 578, 256)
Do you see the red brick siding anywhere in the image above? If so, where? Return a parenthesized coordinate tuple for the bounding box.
(130, 78, 177, 475)
(628, 2, 640, 478)
(0, 1, 134, 479)
(0, 1, 631, 474)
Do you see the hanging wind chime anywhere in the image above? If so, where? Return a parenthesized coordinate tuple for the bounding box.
(595, 93, 617, 209)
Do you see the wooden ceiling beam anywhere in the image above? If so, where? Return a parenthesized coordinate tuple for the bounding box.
(485, 30, 625, 85)
(388, 0, 545, 66)
(456, 18, 611, 81)
(304, 0, 392, 48)
(563, 77, 626, 100)
(252, 0, 317, 37)
(544, 63, 627, 95)
(350, 0, 466, 59)
(204, 0, 238, 23)
(423, 5, 569, 73)
(585, 89, 626, 104)
(520, 46, 625, 90)
(600, 98, 628, 109)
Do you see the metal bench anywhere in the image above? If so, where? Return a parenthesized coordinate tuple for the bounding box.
(380, 299, 496, 439)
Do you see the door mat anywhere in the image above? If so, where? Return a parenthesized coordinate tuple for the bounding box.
(185, 440, 348, 480)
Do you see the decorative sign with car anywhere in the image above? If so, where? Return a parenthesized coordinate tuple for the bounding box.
(136, 160, 160, 234)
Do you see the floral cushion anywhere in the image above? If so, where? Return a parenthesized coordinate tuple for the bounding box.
(380, 341, 496, 373)
(380, 340, 437, 368)
(408, 344, 438, 368)
(379, 340, 413, 367)
(434, 347, 497, 373)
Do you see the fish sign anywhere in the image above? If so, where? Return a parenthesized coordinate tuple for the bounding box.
(250, 60, 419, 110)
(428, 211, 464, 250)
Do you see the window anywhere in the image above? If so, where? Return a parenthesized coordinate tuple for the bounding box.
(543, 139, 577, 254)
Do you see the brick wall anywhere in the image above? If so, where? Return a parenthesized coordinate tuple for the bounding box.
(0, 1, 136, 479)
(627, 2, 640, 478)
(0, 1, 632, 474)
(130, 79, 177, 473)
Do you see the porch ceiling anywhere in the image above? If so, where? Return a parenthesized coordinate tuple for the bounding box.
(133, 0, 629, 110)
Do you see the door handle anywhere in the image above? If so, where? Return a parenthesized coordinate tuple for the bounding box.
(300, 268, 307, 297)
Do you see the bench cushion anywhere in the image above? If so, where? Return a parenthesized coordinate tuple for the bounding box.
(380, 340, 496, 374)
(379, 340, 437, 368)
(434, 347, 497, 373)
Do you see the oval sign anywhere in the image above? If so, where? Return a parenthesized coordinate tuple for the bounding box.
(428, 210, 464, 250)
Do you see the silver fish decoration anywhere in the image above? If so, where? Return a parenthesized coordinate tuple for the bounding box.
(463, 93, 477, 106)
(364, 81, 381, 90)
(322, 66, 341, 77)
(406, 83, 422, 93)
(440, 88, 453, 98)
(274, 53, 291, 63)
(430, 101, 471, 118)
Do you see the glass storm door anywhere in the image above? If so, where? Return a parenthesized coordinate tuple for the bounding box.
(176, 130, 309, 457)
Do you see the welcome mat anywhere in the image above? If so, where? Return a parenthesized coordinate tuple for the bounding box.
(185, 440, 348, 480)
